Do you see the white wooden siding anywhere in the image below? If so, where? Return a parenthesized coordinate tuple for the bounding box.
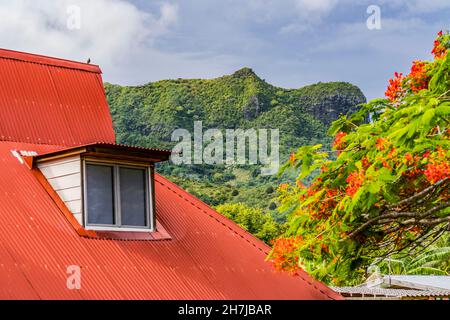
(65, 199, 82, 214)
(37, 155, 83, 225)
(47, 173, 81, 190)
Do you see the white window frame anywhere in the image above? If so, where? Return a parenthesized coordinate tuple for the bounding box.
(82, 159, 154, 232)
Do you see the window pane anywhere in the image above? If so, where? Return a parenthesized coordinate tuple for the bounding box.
(119, 167, 147, 227)
(86, 164, 115, 225)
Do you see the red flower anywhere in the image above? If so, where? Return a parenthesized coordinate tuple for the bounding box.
(333, 132, 347, 152)
(388, 147, 396, 157)
(406, 60, 430, 92)
(345, 170, 365, 197)
(404, 153, 413, 162)
(376, 138, 387, 151)
(424, 162, 450, 184)
(289, 152, 296, 164)
(270, 236, 303, 273)
(423, 149, 450, 184)
(432, 31, 447, 59)
(385, 72, 405, 103)
(362, 157, 371, 169)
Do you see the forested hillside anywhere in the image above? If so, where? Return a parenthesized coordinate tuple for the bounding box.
(105, 68, 366, 242)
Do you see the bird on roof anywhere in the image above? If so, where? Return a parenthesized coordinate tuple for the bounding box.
(86, 58, 91, 64)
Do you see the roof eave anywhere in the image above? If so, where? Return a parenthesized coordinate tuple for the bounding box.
(27, 143, 172, 167)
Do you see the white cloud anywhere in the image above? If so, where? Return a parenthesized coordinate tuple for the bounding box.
(280, 0, 338, 34)
(0, 0, 178, 67)
(152, 3, 179, 37)
(294, 0, 338, 14)
(0, 0, 243, 86)
(398, 0, 450, 12)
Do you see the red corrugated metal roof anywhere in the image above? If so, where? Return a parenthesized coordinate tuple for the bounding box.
(0, 48, 115, 146)
(0, 141, 340, 299)
(0, 49, 341, 299)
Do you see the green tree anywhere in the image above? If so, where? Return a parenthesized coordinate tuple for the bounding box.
(270, 31, 450, 285)
(215, 203, 285, 244)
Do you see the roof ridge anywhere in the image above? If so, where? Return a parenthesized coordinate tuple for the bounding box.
(0, 48, 101, 73)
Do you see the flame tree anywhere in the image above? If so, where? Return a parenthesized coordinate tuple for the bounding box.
(270, 31, 450, 285)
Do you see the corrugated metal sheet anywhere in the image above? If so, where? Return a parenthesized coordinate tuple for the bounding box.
(387, 275, 450, 291)
(0, 48, 340, 300)
(332, 286, 450, 298)
(0, 141, 341, 299)
(0, 48, 115, 146)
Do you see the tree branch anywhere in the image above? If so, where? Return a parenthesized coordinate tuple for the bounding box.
(347, 200, 450, 238)
(387, 178, 449, 210)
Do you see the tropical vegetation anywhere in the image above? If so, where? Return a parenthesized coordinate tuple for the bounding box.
(105, 69, 365, 230)
(374, 233, 449, 276)
(270, 31, 450, 285)
(214, 203, 286, 244)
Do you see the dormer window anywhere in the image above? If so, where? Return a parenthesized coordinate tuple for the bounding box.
(84, 161, 151, 231)
(25, 143, 171, 235)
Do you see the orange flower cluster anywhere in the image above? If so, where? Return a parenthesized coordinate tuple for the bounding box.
(382, 160, 391, 169)
(385, 72, 405, 103)
(386, 31, 447, 103)
(424, 162, 449, 184)
(376, 137, 388, 151)
(345, 170, 365, 197)
(270, 236, 302, 273)
(333, 132, 347, 150)
(362, 156, 371, 169)
(311, 188, 339, 219)
(388, 147, 396, 157)
(432, 31, 447, 59)
(289, 152, 296, 164)
(380, 147, 397, 170)
(404, 152, 413, 162)
(424, 148, 450, 184)
(407, 60, 430, 92)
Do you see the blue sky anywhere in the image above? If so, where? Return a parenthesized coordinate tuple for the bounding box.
(1, 0, 450, 99)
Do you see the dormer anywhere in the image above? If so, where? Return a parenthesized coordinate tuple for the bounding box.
(24, 143, 171, 235)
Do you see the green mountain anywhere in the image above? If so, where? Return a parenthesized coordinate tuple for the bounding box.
(104, 67, 366, 215)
